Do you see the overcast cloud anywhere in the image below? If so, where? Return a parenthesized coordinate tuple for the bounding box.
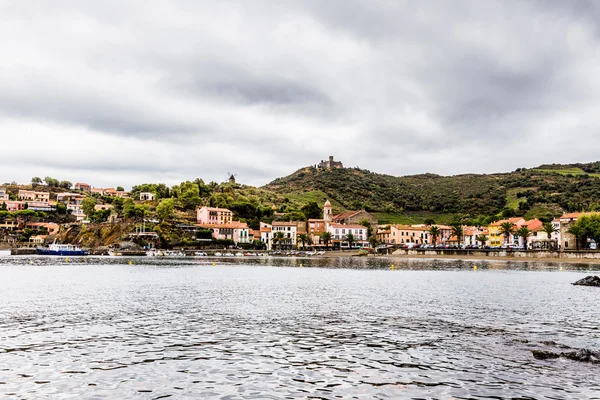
(2, 0, 600, 189)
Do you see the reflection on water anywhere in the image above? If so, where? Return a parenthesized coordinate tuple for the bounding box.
(0, 256, 598, 399)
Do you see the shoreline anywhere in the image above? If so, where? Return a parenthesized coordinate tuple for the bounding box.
(382, 253, 600, 264)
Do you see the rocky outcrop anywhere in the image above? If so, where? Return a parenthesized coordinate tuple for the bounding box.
(533, 348, 600, 364)
(572, 275, 600, 287)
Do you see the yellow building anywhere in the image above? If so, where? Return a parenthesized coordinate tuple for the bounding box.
(488, 218, 524, 247)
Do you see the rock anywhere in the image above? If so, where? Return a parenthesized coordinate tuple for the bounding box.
(532, 348, 600, 363)
(532, 350, 561, 360)
(562, 349, 600, 363)
(572, 275, 600, 287)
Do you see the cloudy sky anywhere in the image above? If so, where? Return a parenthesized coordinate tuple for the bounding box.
(2, 0, 600, 189)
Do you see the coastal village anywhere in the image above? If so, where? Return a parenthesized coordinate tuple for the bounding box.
(0, 157, 597, 254)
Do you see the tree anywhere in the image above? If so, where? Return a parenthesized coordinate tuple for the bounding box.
(156, 198, 175, 221)
(177, 181, 201, 210)
(273, 231, 285, 250)
(542, 222, 558, 249)
(428, 226, 441, 246)
(21, 228, 34, 242)
(44, 176, 59, 187)
(515, 226, 531, 249)
(424, 218, 436, 226)
(297, 233, 309, 249)
(450, 222, 464, 247)
(82, 196, 97, 219)
(301, 201, 322, 219)
(359, 219, 373, 238)
(320, 231, 332, 250)
(0, 202, 6, 211)
(570, 215, 600, 250)
(476, 234, 488, 247)
(123, 198, 135, 218)
(344, 232, 355, 249)
(59, 181, 72, 190)
(498, 222, 516, 245)
(116, 186, 125, 192)
(31, 177, 42, 186)
(567, 224, 585, 251)
(368, 235, 379, 249)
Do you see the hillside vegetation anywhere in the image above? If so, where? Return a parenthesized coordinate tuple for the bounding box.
(264, 162, 600, 223)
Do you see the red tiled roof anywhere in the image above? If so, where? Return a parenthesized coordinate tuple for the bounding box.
(197, 221, 248, 229)
(330, 224, 367, 229)
(332, 211, 362, 220)
(272, 221, 297, 226)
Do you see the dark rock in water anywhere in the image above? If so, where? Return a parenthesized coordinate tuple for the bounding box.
(562, 349, 600, 363)
(532, 350, 561, 360)
(572, 275, 600, 287)
(532, 348, 600, 364)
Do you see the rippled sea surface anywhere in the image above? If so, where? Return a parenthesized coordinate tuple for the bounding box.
(0, 256, 599, 399)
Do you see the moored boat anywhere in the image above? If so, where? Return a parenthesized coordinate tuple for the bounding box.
(37, 242, 88, 256)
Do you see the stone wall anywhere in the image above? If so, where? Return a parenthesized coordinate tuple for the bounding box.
(392, 249, 600, 260)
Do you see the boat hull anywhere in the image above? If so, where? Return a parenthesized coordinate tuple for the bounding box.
(37, 248, 89, 256)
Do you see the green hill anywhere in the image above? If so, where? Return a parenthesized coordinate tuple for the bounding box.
(263, 163, 600, 223)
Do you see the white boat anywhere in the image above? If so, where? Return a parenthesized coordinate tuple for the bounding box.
(214, 252, 222, 257)
(147, 250, 185, 257)
(0, 249, 11, 257)
(194, 251, 208, 256)
(37, 241, 88, 256)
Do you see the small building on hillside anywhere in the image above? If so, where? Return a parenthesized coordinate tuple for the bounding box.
(140, 192, 155, 201)
(74, 183, 91, 192)
(18, 190, 50, 203)
(197, 207, 233, 225)
(0, 187, 8, 201)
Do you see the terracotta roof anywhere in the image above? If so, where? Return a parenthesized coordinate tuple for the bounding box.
(308, 219, 325, 222)
(524, 219, 543, 231)
(272, 221, 297, 226)
(200, 207, 232, 213)
(392, 224, 429, 231)
(260, 227, 272, 233)
(197, 221, 248, 229)
(330, 224, 367, 229)
(332, 211, 362, 220)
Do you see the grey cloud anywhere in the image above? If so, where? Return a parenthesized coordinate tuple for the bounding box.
(2, 0, 600, 187)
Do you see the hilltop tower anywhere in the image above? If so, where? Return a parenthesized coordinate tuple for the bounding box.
(323, 199, 333, 223)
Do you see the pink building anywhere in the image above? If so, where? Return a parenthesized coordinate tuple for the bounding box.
(4, 201, 26, 211)
(198, 221, 249, 243)
(197, 207, 233, 225)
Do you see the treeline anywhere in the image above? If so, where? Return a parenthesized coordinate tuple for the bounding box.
(265, 165, 600, 221)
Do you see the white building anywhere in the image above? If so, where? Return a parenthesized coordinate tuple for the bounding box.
(327, 223, 368, 249)
(259, 221, 298, 250)
(140, 192, 155, 201)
